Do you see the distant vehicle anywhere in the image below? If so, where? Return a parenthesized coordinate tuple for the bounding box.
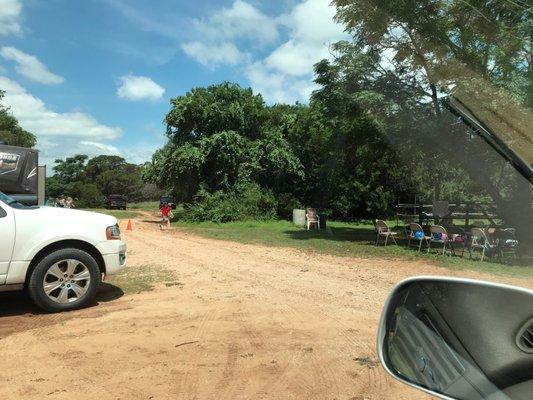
(105, 194, 127, 210)
(0, 190, 126, 312)
(159, 195, 176, 210)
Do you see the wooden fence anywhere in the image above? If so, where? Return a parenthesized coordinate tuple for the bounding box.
(395, 201, 500, 228)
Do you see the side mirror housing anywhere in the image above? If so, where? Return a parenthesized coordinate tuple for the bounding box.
(377, 277, 533, 400)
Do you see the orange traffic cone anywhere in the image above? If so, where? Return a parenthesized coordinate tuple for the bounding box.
(126, 219, 133, 231)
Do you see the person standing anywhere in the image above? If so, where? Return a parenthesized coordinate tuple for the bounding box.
(159, 202, 172, 230)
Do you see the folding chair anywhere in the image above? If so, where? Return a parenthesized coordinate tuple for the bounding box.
(469, 228, 497, 262)
(447, 226, 467, 257)
(427, 225, 449, 255)
(374, 219, 399, 246)
(407, 222, 431, 252)
(495, 228, 519, 261)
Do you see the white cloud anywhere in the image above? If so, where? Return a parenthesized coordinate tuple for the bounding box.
(117, 74, 165, 102)
(192, 0, 279, 45)
(0, 0, 22, 36)
(182, 0, 276, 67)
(245, 0, 347, 103)
(122, 142, 164, 165)
(0, 76, 121, 139)
(79, 141, 120, 155)
(182, 41, 247, 67)
(104, 0, 183, 40)
(262, 0, 346, 78)
(245, 61, 318, 104)
(0, 76, 122, 166)
(39, 139, 122, 170)
(181, 0, 347, 104)
(0, 46, 64, 84)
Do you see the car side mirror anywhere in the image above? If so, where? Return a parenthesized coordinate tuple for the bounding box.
(377, 277, 533, 400)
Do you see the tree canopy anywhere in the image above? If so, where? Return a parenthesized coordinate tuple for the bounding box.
(47, 154, 148, 207)
(143, 81, 415, 221)
(0, 90, 36, 148)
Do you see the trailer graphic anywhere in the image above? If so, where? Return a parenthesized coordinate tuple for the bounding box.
(0, 152, 20, 175)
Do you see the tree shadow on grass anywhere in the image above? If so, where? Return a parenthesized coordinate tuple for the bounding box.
(284, 226, 532, 270)
(284, 226, 379, 243)
(0, 282, 124, 318)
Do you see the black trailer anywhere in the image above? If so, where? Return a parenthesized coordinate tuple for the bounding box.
(0, 144, 39, 205)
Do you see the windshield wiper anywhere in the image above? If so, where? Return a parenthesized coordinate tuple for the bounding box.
(442, 96, 533, 184)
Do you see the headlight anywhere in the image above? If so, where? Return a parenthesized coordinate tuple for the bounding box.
(106, 224, 121, 240)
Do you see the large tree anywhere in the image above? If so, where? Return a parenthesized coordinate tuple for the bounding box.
(47, 154, 145, 205)
(0, 90, 36, 148)
(333, 0, 532, 112)
(52, 154, 89, 183)
(144, 82, 305, 220)
(332, 0, 532, 247)
(145, 81, 417, 221)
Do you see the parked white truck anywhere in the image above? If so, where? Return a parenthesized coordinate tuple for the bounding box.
(0, 191, 126, 312)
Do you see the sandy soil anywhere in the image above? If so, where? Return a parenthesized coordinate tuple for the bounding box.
(1, 215, 531, 400)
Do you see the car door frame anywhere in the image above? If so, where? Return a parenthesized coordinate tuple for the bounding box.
(0, 200, 16, 285)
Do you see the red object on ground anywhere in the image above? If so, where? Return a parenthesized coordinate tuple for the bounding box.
(126, 219, 133, 231)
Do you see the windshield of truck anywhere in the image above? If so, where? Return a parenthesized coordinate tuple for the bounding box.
(0, 191, 17, 205)
(0, 191, 29, 209)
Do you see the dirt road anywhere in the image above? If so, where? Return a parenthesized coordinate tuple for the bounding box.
(1, 216, 531, 400)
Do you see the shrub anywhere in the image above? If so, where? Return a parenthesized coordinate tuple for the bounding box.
(65, 182, 103, 208)
(183, 182, 277, 223)
(276, 193, 303, 220)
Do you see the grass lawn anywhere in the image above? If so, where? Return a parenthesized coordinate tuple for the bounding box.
(86, 201, 161, 218)
(84, 208, 140, 219)
(128, 201, 161, 213)
(106, 264, 180, 294)
(174, 219, 533, 279)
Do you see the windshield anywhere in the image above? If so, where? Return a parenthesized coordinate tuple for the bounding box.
(0, 191, 17, 206)
(0, 1, 531, 400)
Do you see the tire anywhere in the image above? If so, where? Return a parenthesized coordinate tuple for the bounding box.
(28, 248, 101, 312)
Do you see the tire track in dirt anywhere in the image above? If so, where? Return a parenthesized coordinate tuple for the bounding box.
(170, 306, 223, 399)
(144, 221, 427, 397)
(128, 229, 346, 398)
(131, 229, 376, 350)
(127, 228, 388, 397)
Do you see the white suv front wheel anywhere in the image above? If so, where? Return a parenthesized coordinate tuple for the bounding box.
(28, 248, 101, 312)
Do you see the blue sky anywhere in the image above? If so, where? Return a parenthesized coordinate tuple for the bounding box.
(0, 0, 346, 167)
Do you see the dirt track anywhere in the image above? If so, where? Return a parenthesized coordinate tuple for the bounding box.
(1, 216, 531, 400)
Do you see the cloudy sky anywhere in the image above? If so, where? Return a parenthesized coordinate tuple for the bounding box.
(0, 0, 347, 167)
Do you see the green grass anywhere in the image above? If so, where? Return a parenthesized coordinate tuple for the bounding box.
(84, 208, 140, 219)
(86, 200, 162, 218)
(106, 264, 180, 294)
(173, 219, 533, 279)
(128, 201, 161, 213)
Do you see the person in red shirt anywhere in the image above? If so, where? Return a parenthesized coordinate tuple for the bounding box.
(159, 202, 172, 230)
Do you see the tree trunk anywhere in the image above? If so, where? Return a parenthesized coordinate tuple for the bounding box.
(430, 84, 441, 116)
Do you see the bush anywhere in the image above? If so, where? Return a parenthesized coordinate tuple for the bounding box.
(65, 182, 103, 208)
(183, 182, 277, 223)
(276, 193, 302, 220)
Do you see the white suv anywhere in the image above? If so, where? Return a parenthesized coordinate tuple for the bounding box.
(0, 191, 126, 312)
